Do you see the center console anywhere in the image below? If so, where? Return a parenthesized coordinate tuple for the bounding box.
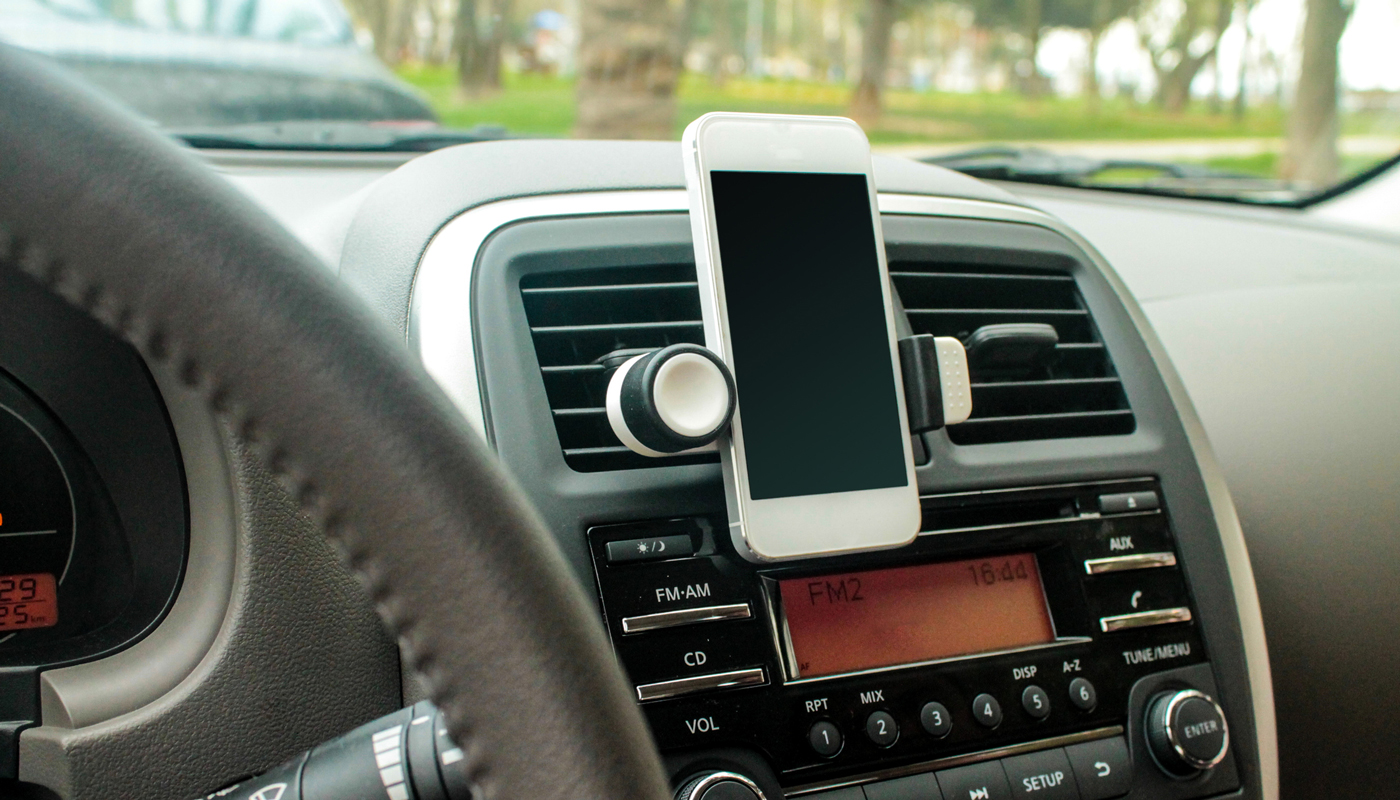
(590, 479, 1237, 800)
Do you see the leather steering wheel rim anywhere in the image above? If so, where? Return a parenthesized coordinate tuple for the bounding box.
(0, 45, 672, 800)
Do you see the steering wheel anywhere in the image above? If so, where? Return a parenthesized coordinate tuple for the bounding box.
(0, 46, 672, 800)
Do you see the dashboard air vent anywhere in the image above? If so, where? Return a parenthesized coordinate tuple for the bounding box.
(521, 264, 719, 472)
(891, 263, 1135, 445)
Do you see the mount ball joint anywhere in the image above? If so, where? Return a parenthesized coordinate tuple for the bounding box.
(606, 344, 737, 457)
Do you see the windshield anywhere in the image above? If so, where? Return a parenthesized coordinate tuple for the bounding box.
(3, 0, 1397, 202)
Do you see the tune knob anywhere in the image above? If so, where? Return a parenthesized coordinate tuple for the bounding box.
(674, 771, 767, 800)
(1145, 689, 1230, 777)
(605, 344, 736, 457)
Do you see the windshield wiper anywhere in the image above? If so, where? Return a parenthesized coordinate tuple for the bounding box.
(169, 120, 519, 152)
(922, 145, 1302, 204)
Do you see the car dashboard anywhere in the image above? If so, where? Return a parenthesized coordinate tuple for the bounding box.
(3, 137, 1399, 800)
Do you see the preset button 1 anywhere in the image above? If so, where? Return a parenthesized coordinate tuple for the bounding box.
(809, 721, 843, 758)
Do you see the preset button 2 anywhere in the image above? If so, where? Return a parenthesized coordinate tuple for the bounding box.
(865, 711, 899, 747)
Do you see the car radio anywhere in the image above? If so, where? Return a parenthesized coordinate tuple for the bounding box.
(588, 478, 1240, 800)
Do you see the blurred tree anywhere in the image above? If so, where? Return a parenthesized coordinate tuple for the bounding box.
(1137, 0, 1232, 112)
(973, 0, 1106, 97)
(454, 0, 512, 93)
(342, 0, 396, 61)
(1232, 0, 1256, 120)
(1282, 0, 1355, 184)
(575, 0, 679, 138)
(1053, 0, 1140, 109)
(849, 0, 899, 125)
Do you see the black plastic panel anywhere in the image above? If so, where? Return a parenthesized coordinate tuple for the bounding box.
(470, 211, 1265, 800)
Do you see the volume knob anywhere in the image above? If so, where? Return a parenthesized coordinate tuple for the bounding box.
(1145, 689, 1230, 777)
(674, 771, 766, 800)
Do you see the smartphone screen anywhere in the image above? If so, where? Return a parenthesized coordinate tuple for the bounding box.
(710, 170, 908, 501)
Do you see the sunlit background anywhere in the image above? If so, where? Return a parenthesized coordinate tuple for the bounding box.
(2, 0, 1396, 193)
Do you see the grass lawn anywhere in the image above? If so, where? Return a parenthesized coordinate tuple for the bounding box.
(397, 64, 1288, 144)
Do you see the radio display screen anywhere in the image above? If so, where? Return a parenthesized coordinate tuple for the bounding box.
(778, 554, 1055, 679)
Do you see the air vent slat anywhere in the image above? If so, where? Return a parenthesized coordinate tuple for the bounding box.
(892, 262, 1134, 444)
(522, 265, 719, 472)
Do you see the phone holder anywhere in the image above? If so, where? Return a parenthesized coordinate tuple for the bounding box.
(898, 334, 973, 432)
(605, 344, 737, 457)
(605, 337, 973, 458)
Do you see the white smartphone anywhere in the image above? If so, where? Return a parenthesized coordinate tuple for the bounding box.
(681, 112, 921, 562)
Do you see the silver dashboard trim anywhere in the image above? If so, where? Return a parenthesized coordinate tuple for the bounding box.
(634, 667, 766, 702)
(1100, 606, 1193, 632)
(620, 602, 752, 633)
(1085, 551, 1178, 574)
(409, 188, 1278, 800)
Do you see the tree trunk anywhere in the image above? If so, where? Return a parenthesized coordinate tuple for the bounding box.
(848, 0, 895, 127)
(744, 0, 764, 76)
(1084, 26, 1103, 112)
(1018, 0, 1046, 96)
(1233, 2, 1251, 120)
(1282, 0, 1353, 185)
(575, 0, 679, 139)
(454, 0, 483, 89)
(711, 0, 734, 84)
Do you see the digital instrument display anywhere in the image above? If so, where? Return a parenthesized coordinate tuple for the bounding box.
(0, 573, 58, 631)
(779, 553, 1055, 679)
(709, 170, 908, 500)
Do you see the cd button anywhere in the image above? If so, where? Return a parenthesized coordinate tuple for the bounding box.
(614, 624, 768, 683)
(808, 721, 843, 758)
(972, 693, 1003, 728)
(1001, 748, 1079, 800)
(936, 760, 1012, 800)
(1064, 737, 1131, 800)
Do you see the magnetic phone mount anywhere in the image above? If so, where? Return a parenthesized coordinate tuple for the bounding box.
(604, 337, 973, 458)
(605, 344, 737, 457)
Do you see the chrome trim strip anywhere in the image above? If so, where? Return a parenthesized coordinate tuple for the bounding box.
(1100, 607, 1193, 632)
(621, 602, 752, 633)
(786, 725, 1125, 795)
(410, 189, 1277, 799)
(1085, 551, 1178, 574)
(635, 667, 766, 702)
